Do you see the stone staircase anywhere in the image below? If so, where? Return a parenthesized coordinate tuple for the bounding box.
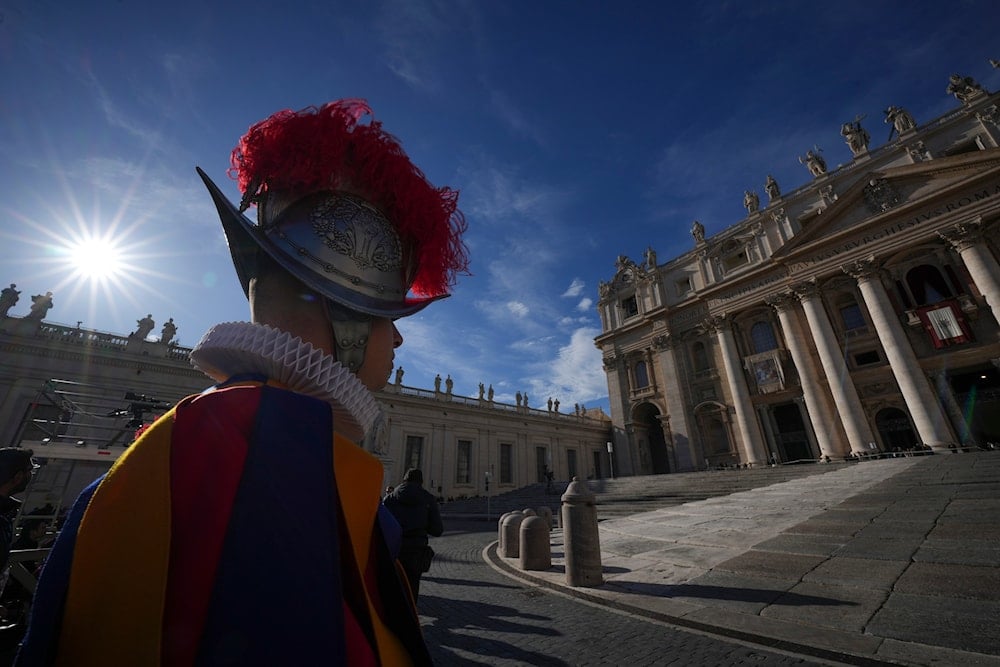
(439, 462, 854, 521)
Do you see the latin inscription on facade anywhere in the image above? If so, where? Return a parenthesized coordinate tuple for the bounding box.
(789, 182, 1000, 272)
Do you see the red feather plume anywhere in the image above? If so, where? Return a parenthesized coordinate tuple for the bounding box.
(228, 100, 469, 297)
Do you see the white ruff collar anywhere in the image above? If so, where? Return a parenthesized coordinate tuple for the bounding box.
(189, 321, 380, 437)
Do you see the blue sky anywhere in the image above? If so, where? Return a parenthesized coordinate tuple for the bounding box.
(2, 1, 999, 413)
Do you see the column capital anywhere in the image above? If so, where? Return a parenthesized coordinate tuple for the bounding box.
(702, 314, 731, 333)
(842, 256, 881, 283)
(765, 291, 799, 312)
(769, 207, 786, 225)
(938, 217, 984, 252)
(790, 278, 822, 300)
(652, 333, 675, 350)
(602, 354, 621, 371)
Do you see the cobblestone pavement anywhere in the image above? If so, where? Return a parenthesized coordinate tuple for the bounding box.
(418, 519, 836, 666)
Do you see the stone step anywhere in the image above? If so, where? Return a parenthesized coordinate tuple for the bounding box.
(440, 462, 848, 520)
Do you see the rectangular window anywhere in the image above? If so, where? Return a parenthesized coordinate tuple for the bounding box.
(456, 439, 471, 484)
(853, 350, 881, 366)
(675, 278, 692, 296)
(404, 435, 423, 471)
(500, 443, 513, 484)
(839, 304, 866, 331)
(722, 250, 749, 272)
(620, 296, 638, 319)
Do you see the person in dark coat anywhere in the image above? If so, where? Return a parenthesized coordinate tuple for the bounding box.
(383, 469, 443, 599)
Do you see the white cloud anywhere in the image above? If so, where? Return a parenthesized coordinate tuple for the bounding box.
(576, 297, 593, 311)
(506, 301, 529, 318)
(561, 278, 584, 298)
(522, 327, 607, 406)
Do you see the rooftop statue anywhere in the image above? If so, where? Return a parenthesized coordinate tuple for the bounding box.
(840, 116, 870, 156)
(133, 314, 155, 340)
(764, 175, 780, 202)
(884, 105, 916, 136)
(0, 283, 20, 317)
(691, 220, 705, 244)
(644, 246, 657, 269)
(947, 73, 985, 104)
(743, 190, 759, 214)
(160, 317, 177, 345)
(799, 148, 827, 177)
(25, 291, 53, 321)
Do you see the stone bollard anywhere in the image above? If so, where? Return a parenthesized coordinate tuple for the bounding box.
(522, 508, 537, 517)
(535, 506, 553, 530)
(498, 511, 517, 553)
(561, 477, 603, 587)
(519, 516, 552, 571)
(501, 512, 526, 558)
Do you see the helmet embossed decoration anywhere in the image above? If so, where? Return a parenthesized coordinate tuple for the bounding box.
(198, 99, 469, 319)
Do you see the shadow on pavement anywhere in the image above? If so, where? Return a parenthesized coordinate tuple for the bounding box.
(422, 575, 520, 590)
(613, 582, 859, 606)
(420, 594, 570, 666)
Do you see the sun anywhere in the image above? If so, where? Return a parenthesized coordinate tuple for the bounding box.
(67, 236, 125, 281)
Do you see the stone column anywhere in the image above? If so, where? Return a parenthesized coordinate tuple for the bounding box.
(929, 370, 972, 446)
(767, 292, 846, 458)
(704, 315, 766, 465)
(792, 281, 875, 452)
(844, 257, 956, 450)
(938, 218, 1000, 318)
(652, 333, 697, 471)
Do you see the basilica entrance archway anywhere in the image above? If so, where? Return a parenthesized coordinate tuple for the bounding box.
(875, 407, 919, 451)
(771, 402, 814, 461)
(632, 402, 670, 474)
(950, 366, 1000, 445)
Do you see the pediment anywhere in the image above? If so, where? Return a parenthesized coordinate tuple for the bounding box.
(772, 150, 1000, 260)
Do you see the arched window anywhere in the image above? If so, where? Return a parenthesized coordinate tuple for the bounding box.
(750, 321, 778, 353)
(906, 265, 953, 306)
(692, 341, 711, 372)
(634, 361, 649, 388)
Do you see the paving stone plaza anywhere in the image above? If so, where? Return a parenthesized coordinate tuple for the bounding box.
(431, 453, 1000, 666)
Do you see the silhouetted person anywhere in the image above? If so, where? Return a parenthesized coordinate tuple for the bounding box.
(383, 469, 443, 599)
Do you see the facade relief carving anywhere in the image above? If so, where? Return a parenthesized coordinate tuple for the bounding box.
(938, 218, 985, 252)
(863, 382, 893, 397)
(863, 178, 901, 214)
(976, 105, 999, 128)
(907, 141, 930, 162)
(819, 185, 838, 208)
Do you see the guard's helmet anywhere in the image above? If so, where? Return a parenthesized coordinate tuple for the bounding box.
(199, 99, 468, 318)
(198, 100, 469, 370)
